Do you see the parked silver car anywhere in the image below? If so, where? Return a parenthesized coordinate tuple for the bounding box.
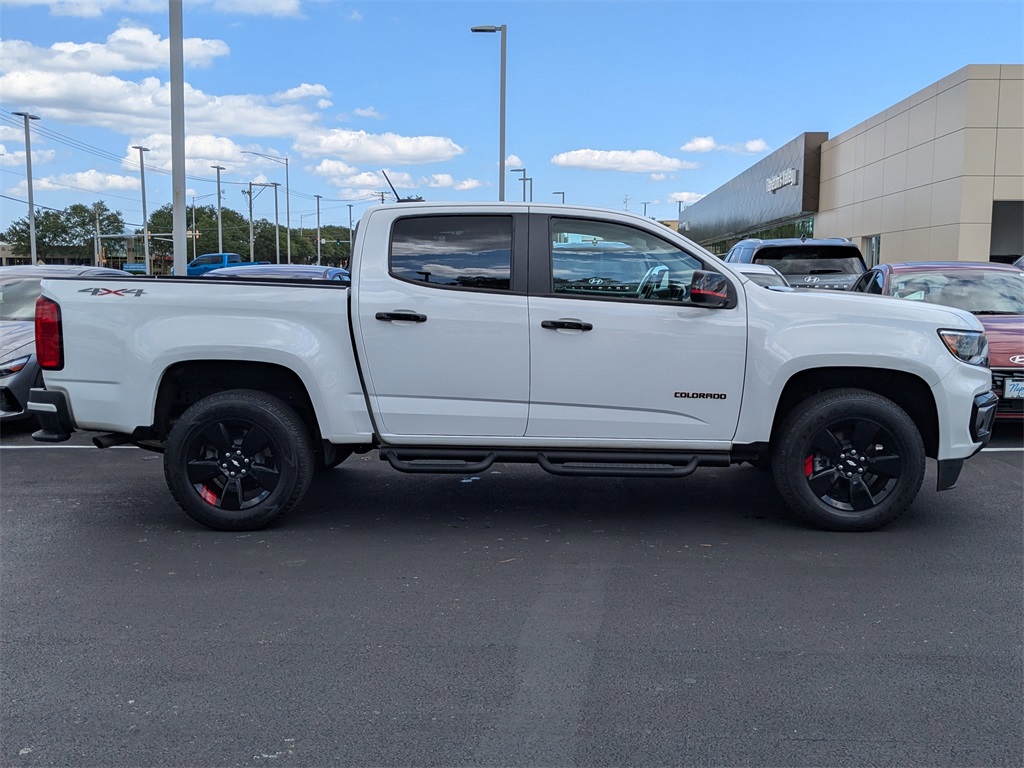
(0, 265, 126, 425)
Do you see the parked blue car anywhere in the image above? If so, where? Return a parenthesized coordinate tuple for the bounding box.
(185, 253, 270, 276)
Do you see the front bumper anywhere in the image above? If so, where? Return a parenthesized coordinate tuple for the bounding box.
(936, 390, 999, 491)
(27, 388, 74, 442)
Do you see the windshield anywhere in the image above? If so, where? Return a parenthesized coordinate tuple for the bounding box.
(890, 269, 1024, 314)
(0, 278, 43, 321)
(754, 245, 866, 276)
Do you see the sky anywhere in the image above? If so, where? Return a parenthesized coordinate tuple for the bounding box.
(1, 0, 1022, 236)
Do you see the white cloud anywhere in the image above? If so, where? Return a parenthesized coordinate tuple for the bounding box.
(550, 149, 698, 173)
(0, 24, 229, 73)
(348, 9, 363, 21)
(5, 0, 300, 16)
(274, 83, 330, 101)
(424, 174, 454, 188)
(454, 178, 481, 191)
(506, 154, 523, 167)
(680, 136, 769, 155)
(353, 107, 384, 119)
(36, 169, 139, 192)
(670, 191, 705, 205)
(1, 149, 57, 167)
(316, 99, 333, 110)
(312, 159, 359, 178)
(298, 129, 464, 164)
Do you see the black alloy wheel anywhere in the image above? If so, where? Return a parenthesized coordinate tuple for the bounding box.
(164, 390, 313, 530)
(773, 388, 925, 531)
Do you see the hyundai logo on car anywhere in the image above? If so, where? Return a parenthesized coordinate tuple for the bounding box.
(803, 276, 820, 283)
(1010, 355, 1024, 365)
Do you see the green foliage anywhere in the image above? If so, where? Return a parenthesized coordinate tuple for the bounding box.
(3, 201, 126, 259)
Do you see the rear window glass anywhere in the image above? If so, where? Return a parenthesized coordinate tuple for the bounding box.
(390, 216, 513, 291)
(754, 245, 866, 276)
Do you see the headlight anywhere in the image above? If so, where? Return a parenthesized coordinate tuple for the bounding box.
(0, 355, 31, 377)
(938, 329, 989, 366)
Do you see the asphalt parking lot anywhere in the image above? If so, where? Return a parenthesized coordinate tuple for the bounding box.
(1, 421, 1021, 768)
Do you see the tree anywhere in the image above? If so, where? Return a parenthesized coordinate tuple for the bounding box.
(3, 201, 126, 261)
(144, 203, 251, 261)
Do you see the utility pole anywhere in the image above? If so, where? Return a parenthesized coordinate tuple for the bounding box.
(314, 194, 322, 266)
(13, 112, 41, 262)
(347, 204, 354, 269)
(132, 145, 151, 274)
(211, 165, 225, 253)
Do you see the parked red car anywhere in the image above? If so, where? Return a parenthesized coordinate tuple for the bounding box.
(852, 261, 1024, 420)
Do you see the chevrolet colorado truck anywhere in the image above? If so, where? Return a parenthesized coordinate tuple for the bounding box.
(28, 203, 997, 532)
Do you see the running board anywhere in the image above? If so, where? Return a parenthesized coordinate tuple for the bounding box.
(379, 448, 730, 478)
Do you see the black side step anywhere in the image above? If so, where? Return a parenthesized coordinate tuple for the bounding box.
(538, 452, 698, 478)
(379, 447, 730, 477)
(382, 449, 498, 474)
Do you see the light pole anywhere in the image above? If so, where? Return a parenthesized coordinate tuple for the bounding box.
(12, 112, 40, 262)
(211, 165, 225, 252)
(642, 201, 652, 217)
(132, 145, 151, 274)
(191, 191, 218, 260)
(471, 24, 507, 202)
(510, 167, 526, 202)
(271, 182, 281, 264)
(526, 177, 533, 202)
(314, 194, 322, 266)
(553, 191, 565, 204)
(242, 150, 290, 262)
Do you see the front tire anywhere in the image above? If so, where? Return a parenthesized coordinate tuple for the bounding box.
(164, 390, 314, 530)
(772, 389, 925, 532)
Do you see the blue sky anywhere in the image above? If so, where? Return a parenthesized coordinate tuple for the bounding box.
(1, 0, 1022, 234)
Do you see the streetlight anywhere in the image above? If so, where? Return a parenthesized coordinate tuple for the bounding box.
(510, 167, 526, 202)
(642, 201, 652, 217)
(526, 177, 533, 202)
(242, 150, 290, 262)
(191, 192, 219, 260)
(471, 24, 507, 202)
(211, 165, 225, 252)
(314, 194, 322, 266)
(132, 145, 151, 274)
(12, 112, 40, 262)
(270, 182, 281, 264)
(553, 192, 565, 204)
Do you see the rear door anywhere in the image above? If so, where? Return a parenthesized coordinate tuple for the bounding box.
(353, 209, 531, 438)
(526, 213, 746, 443)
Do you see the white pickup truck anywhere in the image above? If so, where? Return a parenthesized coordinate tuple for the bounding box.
(29, 202, 997, 532)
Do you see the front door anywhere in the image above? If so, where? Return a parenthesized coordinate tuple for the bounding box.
(526, 214, 746, 443)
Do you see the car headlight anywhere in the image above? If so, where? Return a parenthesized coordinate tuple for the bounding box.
(938, 330, 989, 366)
(0, 355, 31, 377)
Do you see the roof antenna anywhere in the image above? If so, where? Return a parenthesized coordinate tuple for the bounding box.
(381, 170, 423, 203)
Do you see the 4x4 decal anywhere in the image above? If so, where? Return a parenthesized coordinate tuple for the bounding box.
(78, 287, 146, 297)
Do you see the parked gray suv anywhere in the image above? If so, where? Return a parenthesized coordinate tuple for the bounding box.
(724, 237, 867, 291)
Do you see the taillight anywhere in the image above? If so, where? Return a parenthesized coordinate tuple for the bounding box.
(35, 296, 64, 370)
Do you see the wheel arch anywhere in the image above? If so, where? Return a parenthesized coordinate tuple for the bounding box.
(771, 367, 939, 459)
(153, 360, 320, 445)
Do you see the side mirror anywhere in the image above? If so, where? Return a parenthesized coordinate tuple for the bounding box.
(689, 270, 731, 308)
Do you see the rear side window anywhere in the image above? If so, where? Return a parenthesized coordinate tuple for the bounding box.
(390, 216, 513, 291)
(227, 254, 242, 264)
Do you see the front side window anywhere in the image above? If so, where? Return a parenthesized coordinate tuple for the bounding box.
(390, 215, 512, 291)
(550, 217, 703, 302)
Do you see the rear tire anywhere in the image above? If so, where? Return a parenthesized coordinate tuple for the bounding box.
(772, 389, 925, 531)
(164, 389, 314, 530)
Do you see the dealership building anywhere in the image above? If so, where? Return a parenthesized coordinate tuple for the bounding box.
(679, 65, 1023, 267)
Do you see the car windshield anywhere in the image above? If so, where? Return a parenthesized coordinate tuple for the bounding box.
(0, 278, 43, 321)
(754, 246, 865, 276)
(890, 269, 1024, 314)
(745, 272, 789, 288)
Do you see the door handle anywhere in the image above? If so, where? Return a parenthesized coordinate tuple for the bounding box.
(376, 311, 427, 323)
(541, 319, 593, 332)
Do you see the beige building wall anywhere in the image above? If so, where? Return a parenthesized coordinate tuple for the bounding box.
(815, 64, 1024, 264)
